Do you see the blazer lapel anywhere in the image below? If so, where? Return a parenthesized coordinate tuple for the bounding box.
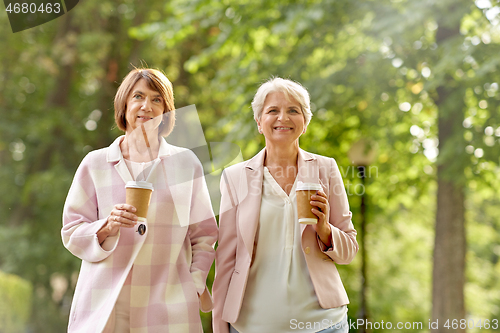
(107, 136, 134, 184)
(239, 148, 266, 260)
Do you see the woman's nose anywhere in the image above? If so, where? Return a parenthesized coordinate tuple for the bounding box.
(141, 98, 152, 110)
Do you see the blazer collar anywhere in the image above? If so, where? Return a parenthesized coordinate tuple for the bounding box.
(106, 135, 172, 163)
(297, 149, 318, 184)
(106, 135, 172, 184)
(245, 147, 266, 171)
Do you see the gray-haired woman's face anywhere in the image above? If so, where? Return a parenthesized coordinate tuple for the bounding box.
(256, 91, 305, 146)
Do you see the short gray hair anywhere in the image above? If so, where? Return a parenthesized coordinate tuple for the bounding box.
(251, 77, 312, 127)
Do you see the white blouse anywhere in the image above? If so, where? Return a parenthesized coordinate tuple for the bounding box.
(233, 167, 346, 333)
(124, 158, 158, 181)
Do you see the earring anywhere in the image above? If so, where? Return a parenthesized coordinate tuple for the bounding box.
(258, 127, 262, 134)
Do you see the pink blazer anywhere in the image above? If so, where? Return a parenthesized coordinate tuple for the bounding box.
(62, 136, 217, 333)
(212, 148, 358, 333)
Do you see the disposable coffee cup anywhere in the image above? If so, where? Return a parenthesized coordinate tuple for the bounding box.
(296, 181, 322, 224)
(125, 181, 154, 222)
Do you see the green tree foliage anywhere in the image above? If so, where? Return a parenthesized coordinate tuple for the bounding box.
(1, 0, 500, 332)
(0, 271, 32, 332)
(0, 0, 182, 330)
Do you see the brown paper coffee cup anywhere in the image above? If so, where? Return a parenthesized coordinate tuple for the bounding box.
(296, 182, 322, 224)
(125, 181, 154, 219)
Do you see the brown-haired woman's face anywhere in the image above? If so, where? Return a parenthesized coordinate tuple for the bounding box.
(125, 78, 164, 134)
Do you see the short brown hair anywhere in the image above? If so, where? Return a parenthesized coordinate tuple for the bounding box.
(114, 68, 175, 137)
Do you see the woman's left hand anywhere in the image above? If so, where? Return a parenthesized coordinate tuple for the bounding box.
(310, 190, 332, 248)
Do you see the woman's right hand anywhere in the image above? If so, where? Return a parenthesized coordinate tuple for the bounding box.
(98, 204, 138, 243)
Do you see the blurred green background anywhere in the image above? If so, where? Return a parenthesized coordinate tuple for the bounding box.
(1, 0, 500, 332)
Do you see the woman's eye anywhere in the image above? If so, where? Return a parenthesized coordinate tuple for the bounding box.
(290, 109, 299, 113)
(153, 98, 162, 103)
(134, 94, 142, 99)
(268, 109, 278, 113)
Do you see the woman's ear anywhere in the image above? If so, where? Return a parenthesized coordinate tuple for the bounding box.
(255, 118, 262, 134)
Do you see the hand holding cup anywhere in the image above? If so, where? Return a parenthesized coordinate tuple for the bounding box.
(310, 190, 332, 247)
(296, 182, 332, 247)
(98, 181, 153, 244)
(106, 204, 138, 237)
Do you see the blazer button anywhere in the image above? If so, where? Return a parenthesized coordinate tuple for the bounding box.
(304, 247, 311, 254)
(137, 224, 146, 235)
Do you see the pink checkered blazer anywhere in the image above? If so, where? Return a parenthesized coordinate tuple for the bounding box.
(62, 136, 218, 333)
(213, 148, 358, 333)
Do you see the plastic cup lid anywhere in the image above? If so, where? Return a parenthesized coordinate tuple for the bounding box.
(125, 181, 154, 191)
(296, 181, 322, 191)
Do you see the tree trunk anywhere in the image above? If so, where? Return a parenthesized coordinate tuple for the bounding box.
(431, 19, 467, 330)
(432, 96, 466, 331)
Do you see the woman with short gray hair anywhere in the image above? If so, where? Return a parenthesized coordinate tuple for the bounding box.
(213, 77, 358, 333)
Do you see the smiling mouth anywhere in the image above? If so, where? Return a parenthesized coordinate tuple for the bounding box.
(274, 127, 293, 130)
(137, 116, 153, 121)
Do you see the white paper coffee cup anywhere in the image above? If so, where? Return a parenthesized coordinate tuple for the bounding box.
(125, 181, 154, 219)
(296, 181, 322, 224)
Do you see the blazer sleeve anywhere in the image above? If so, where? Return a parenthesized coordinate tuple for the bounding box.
(187, 158, 218, 296)
(322, 157, 359, 264)
(212, 169, 238, 333)
(61, 153, 119, 263)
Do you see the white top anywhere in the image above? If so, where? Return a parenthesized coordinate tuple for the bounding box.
(233, 167, 346, 333)
(124, 158, 158, 181)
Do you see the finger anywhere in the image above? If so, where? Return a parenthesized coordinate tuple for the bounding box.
(311, 208, 327, 224)
(311, 207, 326, 218)
(112, 214, 137, 226)
(310, 201, 327, 211)
(114, 204, 137, 213)
(316, 190, 328, 198)
(115, 209, 138, 221)
(312, 191, 328, 200)
(310, 197, 327, 207)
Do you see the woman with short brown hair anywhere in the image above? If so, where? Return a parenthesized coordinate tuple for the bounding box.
(62, 67, 217, 332)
